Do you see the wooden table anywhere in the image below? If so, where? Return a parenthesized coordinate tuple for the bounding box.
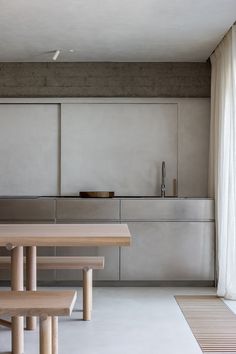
(0, 223, 131, 354)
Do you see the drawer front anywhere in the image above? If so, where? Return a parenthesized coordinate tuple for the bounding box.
(121, 221, 214, 281)
(55, 220, 119, 280)
(55, 246, 119, 281)
(0, 198, 55, 221)
(121, 199, 214, 221)
(56, 199, 120, 221)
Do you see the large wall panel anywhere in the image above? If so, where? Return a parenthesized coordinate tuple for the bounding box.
(178, 99, 210, 197)
(0, 104, 59, 196)
(61, 103, 178, 196)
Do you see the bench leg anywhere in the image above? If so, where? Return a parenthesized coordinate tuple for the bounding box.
(52, 316, 58, 354)
(26, 246, 37, 330)
(83, 268, 93, 321)
(40, 316, 52, 354)
(11, 246, 24, 354)
(12, 317, 24, 354)
(90, 273, 93, 311)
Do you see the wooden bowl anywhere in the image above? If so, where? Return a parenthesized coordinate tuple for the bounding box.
(79, 191, 115, 198)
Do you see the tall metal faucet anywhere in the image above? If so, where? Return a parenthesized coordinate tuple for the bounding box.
(161, 161, 166, 198)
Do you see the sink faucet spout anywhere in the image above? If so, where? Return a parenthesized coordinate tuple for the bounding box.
(161, 161, 166, 198)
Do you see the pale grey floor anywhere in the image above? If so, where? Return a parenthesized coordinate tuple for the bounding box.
(1, 286, 234, 354)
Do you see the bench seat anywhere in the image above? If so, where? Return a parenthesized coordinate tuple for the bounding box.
(0, 290, 77, 354)
(0, 255, 104, 270)
(0, 256, 104, 321)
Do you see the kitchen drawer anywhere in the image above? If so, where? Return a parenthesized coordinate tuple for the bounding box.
(56, 198, 120, 221)
(0, 198, 55, 221)
(121, 199, 214, 221)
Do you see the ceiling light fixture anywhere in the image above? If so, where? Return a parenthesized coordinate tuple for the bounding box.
(52, 50, 60, 61)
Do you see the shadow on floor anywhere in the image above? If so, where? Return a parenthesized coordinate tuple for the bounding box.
(60, 317, 84, 322)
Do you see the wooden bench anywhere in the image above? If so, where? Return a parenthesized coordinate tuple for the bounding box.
(0, 290, 77, 354)
(0, 256, 104, 321)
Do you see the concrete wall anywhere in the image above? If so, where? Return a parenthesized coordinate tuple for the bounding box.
(0, 98, 210, 197)
(0, 62, 210, 97)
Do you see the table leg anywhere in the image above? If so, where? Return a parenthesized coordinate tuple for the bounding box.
(11, 246, 24, 354)
(52, 316, 58, 354)
(40, 316, 52, 354)
(83, 268, 92, 321)
(26, 246, 37, 330)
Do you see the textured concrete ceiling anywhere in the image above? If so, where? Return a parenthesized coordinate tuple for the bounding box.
(0, 0, 235, 62)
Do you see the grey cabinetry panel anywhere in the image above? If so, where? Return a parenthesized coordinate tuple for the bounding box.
(121, 199, 214, 221)
(0, 198, 55, 221)
(56, 245, 119, 281)
(0, 104, 59, 196)
(0, 245, 56, 281)
(37, 246, 56, 282)
(0, 198, 56, 281)
(56, 199, 120, 221)
(61, 103, 178, 196)
(56, 199, 120, 280)
(56, 220, 119, 281)
(121, 222, 214, 280)
(178, 99, 210, 197)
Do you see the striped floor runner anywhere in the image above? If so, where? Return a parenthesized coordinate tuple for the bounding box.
(175, 296, 236, 353)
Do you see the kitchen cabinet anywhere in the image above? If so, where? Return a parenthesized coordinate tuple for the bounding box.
(0, 198, 55, 221)
(121, 199, 214, 221)
(0, 104, 59, 196)
(120, 221, 214, 280)
(0, 198, 56, 281)
(55, 244, 119, 281)
(56, 198, 120, 221)
(0, 197, 215, 283)
(56, 199, 120, 280)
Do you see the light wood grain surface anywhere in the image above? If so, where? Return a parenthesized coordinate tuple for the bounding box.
(0, 256, 105, 269)
(0, 223, 131, 247)
(0, 291, 77, 317)
(176, 296, 236, 353)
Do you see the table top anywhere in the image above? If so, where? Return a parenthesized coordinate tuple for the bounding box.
(0, 290, 77, 316)
(0, 223, 131, 247)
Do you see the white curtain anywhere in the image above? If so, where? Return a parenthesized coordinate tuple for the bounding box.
(209, 25, 236, 299)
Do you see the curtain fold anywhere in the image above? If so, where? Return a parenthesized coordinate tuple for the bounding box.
(209, 25, 236, 299)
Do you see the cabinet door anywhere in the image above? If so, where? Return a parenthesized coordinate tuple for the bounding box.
(0, 104, 59, 196)
(61, 103, 177, 196)
(56, 221, 119, 281)
(121, 222, 214, 280)
(55, 246, 119, 281)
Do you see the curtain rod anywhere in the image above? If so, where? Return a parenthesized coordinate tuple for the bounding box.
(207, 21, 235, 61)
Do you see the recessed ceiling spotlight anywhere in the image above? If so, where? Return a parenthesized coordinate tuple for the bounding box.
(52, 49, 75, 61)
(52, 50, 60, 61)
